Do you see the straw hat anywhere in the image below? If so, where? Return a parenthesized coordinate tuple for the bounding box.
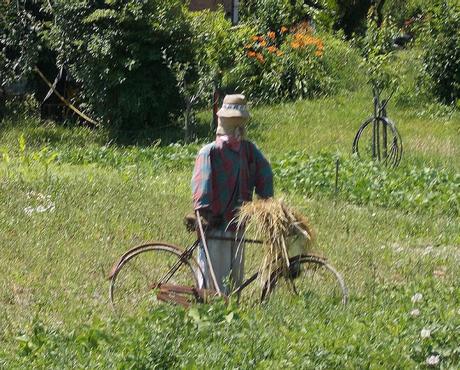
(217, 94, 250, 119)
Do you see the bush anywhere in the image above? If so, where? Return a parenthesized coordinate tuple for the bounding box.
(0, 1, 48, 87)
(419, 1, 459, 105)
(359, 11, 400, 93)
(190, 9, 253, 100)
(239, 0, 309, 33)
(225, 24, 361, 103)
(48, 0, 194, 129)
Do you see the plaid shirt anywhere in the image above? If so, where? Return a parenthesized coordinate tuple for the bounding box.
(192, 136, 273, 230)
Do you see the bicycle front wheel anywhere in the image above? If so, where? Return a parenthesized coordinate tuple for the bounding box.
(261, 254, 348, 305)
(109, 243, 202, 314)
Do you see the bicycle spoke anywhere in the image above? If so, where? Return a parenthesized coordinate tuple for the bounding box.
(263, 256, 348, 305)
(110, 244, 200, 315)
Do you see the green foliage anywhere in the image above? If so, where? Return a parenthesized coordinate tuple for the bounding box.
(274, 152, 460, 216)
(360, 10, 399, 92)
(240, 0, 309, 32)
(382, 0, 437, 26)
(418, 1, 460, 105)
(191, 10, 253, 84)
(0, 0, 51, 86)
(48, 0, 194, 129)
(4, 285, 460, 368)
(225, 29, 358, 103)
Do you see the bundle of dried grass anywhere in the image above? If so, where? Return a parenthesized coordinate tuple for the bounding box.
(235, 198, 315, 284)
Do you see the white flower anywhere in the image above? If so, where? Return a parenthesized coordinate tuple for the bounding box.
(423, 246, 434, 256)
(410, 308, 420, 317)
(23, 206, 35, 216)
(23, 192, 55, 216)
(426, 354, 440, 366)
(411, 293, 423, 303)
(421, 328, 431, 339)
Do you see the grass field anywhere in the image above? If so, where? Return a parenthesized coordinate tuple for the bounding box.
(0, 87, 459, 368)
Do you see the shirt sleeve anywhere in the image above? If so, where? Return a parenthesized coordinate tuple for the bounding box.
(253, 144, 274, 199)
(191, 147, 213, 210)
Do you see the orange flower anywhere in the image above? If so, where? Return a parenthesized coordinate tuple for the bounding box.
(276, 50, 284, 56)
(291, 41, 300, 49)
(268, 31, 276, 40)
(260, 39, 267, 47)
(251, 35, 259, 41)
(267, 46, 278, 53)
(315, 50, 323, 57)
(280, 26, 288, 34)
(303, 35, 316, 45)
(247, 51, 256, 58)
(255, 53, 265, 63)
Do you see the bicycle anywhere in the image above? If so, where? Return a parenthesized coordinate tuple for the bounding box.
(352, 87, 403, 167)
(108, 211, 348, 313)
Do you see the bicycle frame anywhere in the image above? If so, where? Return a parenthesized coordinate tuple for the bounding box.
(156, 227, 263, 297)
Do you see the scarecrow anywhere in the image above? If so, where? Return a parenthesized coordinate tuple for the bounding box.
(191, 94, 273, 294)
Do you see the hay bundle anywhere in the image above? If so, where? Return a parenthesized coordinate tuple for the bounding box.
(236, 199, 315, 284)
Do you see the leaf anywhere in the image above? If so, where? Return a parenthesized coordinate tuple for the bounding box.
(18, 134, 26, 153)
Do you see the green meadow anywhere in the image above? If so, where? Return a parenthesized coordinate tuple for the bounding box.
(1, 83, 459, 368)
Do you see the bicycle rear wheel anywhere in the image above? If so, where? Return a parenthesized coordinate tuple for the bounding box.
(261, 254, 348, 305)
(109, 243, 202, 314)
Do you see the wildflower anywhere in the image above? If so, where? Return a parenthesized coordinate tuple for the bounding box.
(304, 35, 315, 45)
(267, 46, 278, 53)
(251, 35, 259, 41)
(255, 53, 265, 64)
(420, 328, 431, 339)
(315, 49, 323, 57)
(411, 293, 423, 303)
(423, 245, 434, 255)
(280, 26, 288, 33)
(276, 50, 284, 56)
(268, 31, 276, 40)
(247, 51, 256, 58)
(24, 191, 56, 216)
(426, 354, 440, 366)
(260, 39, 267, 47)
(410, 308, 420, 317)
(291, 41, 300, 49)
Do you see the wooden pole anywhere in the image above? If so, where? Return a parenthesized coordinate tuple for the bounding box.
(195, 210, 223, 296)
(34, 66, 100, 126)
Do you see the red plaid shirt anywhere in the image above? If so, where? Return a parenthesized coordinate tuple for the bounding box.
(192, 136, 273, 230)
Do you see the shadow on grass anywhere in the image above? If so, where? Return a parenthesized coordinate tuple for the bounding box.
(0, 111, 216, 149)
(108, 115, 215, 147)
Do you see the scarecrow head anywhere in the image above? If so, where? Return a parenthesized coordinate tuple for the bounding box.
(216, 94, 250, 138)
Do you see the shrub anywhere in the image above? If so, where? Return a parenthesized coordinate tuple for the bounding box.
(225, 24, 361, 103)
(360, 11, 400, 93)
(320, 33, 365, 92)
(419, 1, 459, 105)
(239, 0, 309, 33)
(48, 0, 195, 129)
(0, 1, 47, 87)
(190, 9, 253, 99)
